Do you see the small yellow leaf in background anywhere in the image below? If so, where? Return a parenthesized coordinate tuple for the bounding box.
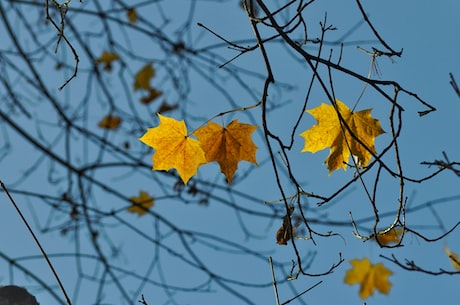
(127, 8, 137, 23)
(95, 51, 120, 72)
(127, 191, 154, 216)
(444, 245, 460, 270)
(98, 115, 121, 129)
(139, 114, 207, 185)
(375, 228, 403, 245)
(157, 101, 178, 114)
(194, 120, 258, 183)
(140, 88, 163, 105)
(134, 63, 155, 91)
(344, 257, 393, 299)
(300, 99, 384, 173)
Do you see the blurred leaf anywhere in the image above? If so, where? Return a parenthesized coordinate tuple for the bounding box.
(127, 8, 137, 23)
(444, 245, 460, 270)
(375, 228, 403, 245)
(127, 191, 154, 216)
(98, 115, 121, 129)
(95, 51, 120, 72)
(134, 63, 155, 91)
(157, 101, 178, 113)
(344, 258, 392, 299)
(140, 88, 163, 104)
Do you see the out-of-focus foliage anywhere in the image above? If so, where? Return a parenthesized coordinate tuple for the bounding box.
(127, 191, 154, 216)
(344, 258, 393, 299)
(98, 115, 122, 129)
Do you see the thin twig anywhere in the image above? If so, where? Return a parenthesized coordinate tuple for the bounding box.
(449, 73, 460, 98)
(269, 256, 281, 305)
(138, 294, 149, 305)
(0, 181, 72, 305)
(355, 0, 402, 57)
(281, 281, 322, 305)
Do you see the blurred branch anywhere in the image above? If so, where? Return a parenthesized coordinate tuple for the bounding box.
(450, 73, 460, 98)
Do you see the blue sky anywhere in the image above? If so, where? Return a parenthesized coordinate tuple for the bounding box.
(1, 1, 460, 305)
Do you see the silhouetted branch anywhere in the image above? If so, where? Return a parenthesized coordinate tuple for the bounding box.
(381, 254, 460, 276)
(450, 73, 460, 98)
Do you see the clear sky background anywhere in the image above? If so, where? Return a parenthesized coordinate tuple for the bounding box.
(0, 1, 459, 305)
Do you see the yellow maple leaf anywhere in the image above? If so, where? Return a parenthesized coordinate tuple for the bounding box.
(344, 258, 393, 299)
(444, 245, 460, 270)
(139, 114, 207, 184)
(134, 63, 155, 91)
(98, 115, 121, 129)
(194, 120, 258, 183)
(300, 99, 384, 173)
(127, 8, 137, 23)
(127, 191, 154, 216)
(375, 228, 403, 245)
(95, 51, 120, 72)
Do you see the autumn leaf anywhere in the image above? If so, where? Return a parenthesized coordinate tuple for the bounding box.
(134, 63, 155, 91)
(375, 228, 403, 245)
(95, 51, 120, 72)
(157, 101, 178, 113)
(127, 191, 154, 216)
(139, 114, 207, 184)
(276, 206, 295, 245)
(127, 8, 137, 23)
(344, 258, 393, 299)
(300, 99, 384, 173)
(194, 120, 258, 183)
(444, 245, 460, 270)
(98, 115, 121, 129)
(140, 87, 163, 105)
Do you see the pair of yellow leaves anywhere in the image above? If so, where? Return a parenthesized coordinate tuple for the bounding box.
(140, 114, 258, 184)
